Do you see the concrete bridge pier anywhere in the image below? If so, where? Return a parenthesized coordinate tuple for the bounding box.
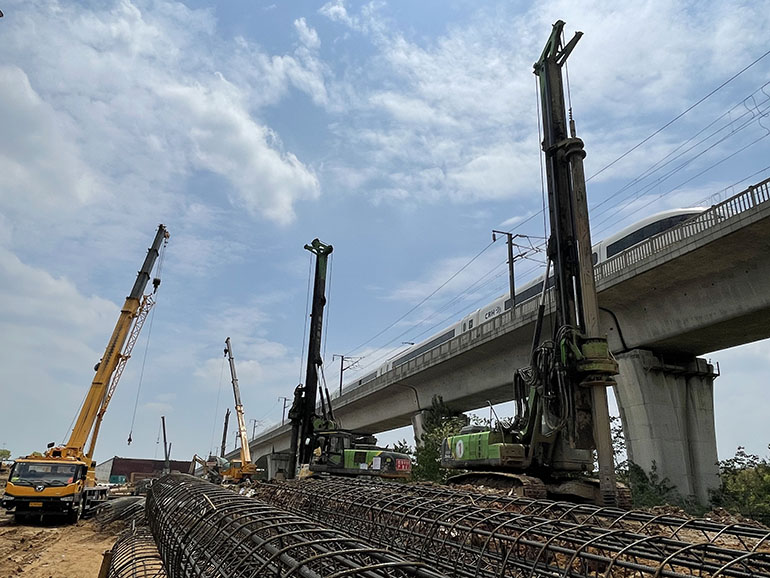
(411, 410, 429, 446)
(613, 349, 720, 505)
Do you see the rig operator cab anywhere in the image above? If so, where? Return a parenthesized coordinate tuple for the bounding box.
(2, 225, 169, 522)
(310, 430, 411, 478)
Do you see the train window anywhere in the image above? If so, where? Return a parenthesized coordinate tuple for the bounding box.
(592, 252, 598, 265)
(462, 323, 466, 332)
(468, 319, 474, 329)
(392, 329, 455, 368)
(504, 298, 512, 310)
(516, 280, 544, 303)
(606, 215, 695, 258)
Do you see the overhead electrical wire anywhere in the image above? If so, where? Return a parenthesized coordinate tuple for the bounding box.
(585, 46, 770, 184)
(342, 47, 770, 373)
(590, 81, 770, 216)
(343, 239, 497, 357)
(589, 85, 770, 235)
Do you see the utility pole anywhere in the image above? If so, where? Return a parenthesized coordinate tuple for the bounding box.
(492, 230, 516, 307)
(249, 419, 260, 440)
(491, 232, 543, 309)
(220, 408, 230, 458)
(161, 416, 170, 475)
(332, 354, 360, 397)
(279, 397, 290, 426)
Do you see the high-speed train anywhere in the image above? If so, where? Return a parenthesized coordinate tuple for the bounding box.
(345, 207, 706, 391)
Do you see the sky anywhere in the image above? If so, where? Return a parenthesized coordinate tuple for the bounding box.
(0, 0, 769, 469)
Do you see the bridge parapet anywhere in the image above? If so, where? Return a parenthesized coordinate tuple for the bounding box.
(597, 177, 770, 281)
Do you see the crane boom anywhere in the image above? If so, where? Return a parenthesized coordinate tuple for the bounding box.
(3, 225, 170, 523)
(52, 224, 169, 463)
(224, 337, 252, 466)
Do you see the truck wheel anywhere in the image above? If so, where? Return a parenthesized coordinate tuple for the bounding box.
(68, 501, 84, 523)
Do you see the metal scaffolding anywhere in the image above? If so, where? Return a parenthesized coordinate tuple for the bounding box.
(250, 477, 770, 578)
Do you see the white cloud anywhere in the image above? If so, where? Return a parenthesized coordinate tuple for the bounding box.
(0, 247, 121, 451)
(160, 77, 320, 224)
(0, 0, 324, 235)
(318, 1, 770, 209)
(295, 17, 320, 50)
(0, 66, 103, 214)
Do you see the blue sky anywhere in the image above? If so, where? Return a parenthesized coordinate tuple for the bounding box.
(0, 0, 768, 466)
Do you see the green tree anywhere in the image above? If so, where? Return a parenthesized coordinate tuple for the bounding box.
(0, 449, 10, 463)
(710, 445, 770, 525)
(412, 395, 466, 483)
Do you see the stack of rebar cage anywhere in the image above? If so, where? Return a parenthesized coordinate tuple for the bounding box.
(145, 474, 449, 578)
(248, 477, 770, 578)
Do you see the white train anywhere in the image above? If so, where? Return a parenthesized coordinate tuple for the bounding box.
(344, 207, 706, 391)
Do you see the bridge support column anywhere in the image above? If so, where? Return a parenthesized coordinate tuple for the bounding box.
(411, 410, 429, 447)
(613, 349, 719, 506)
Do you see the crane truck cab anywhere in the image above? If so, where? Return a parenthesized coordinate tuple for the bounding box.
(2, 455, 107, 523)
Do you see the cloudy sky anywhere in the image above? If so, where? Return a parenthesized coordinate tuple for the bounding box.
(1, 0, 768, 469)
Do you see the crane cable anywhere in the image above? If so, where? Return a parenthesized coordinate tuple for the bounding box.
(126, 236, 168, 445)
(207, 354, 227, 457)
(298, 251, 314, 385)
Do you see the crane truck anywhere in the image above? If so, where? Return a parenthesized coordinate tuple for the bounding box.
(2, 225, 170, 522)
(219, 337, 258, 482)
(288, 239, 412, 480)
(441, 21, 628, 507)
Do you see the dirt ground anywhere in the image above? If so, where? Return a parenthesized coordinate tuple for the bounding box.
(0, 512, 119, 578)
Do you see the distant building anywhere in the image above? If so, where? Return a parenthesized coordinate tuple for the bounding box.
(95, 456, 191, 484)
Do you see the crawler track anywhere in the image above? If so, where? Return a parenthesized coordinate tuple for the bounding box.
(250, 477, 770, 578)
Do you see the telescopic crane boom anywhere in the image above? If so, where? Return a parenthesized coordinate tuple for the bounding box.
(223, 337, 257, 480)
(2, 225, 169, 522)
(56, 224, 169, 466)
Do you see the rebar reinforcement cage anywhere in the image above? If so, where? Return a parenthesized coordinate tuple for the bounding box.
(95, 496, 147, 528)
(145, 474, 449, 578)
(250, 477, 770, 578)
(335, 477, 770, 552)
(106, 526, 167, 578)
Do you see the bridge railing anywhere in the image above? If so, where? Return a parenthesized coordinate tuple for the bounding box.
(596, 177, 770, 281)
(314, 177, 770, 411)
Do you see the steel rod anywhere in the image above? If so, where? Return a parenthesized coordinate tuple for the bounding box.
(249, 477, 770, 578)
(145, 474, 449, 578)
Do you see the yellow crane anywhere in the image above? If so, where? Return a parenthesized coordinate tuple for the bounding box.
(1, 225, 170, 522)
(220, 337, 257, 481)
